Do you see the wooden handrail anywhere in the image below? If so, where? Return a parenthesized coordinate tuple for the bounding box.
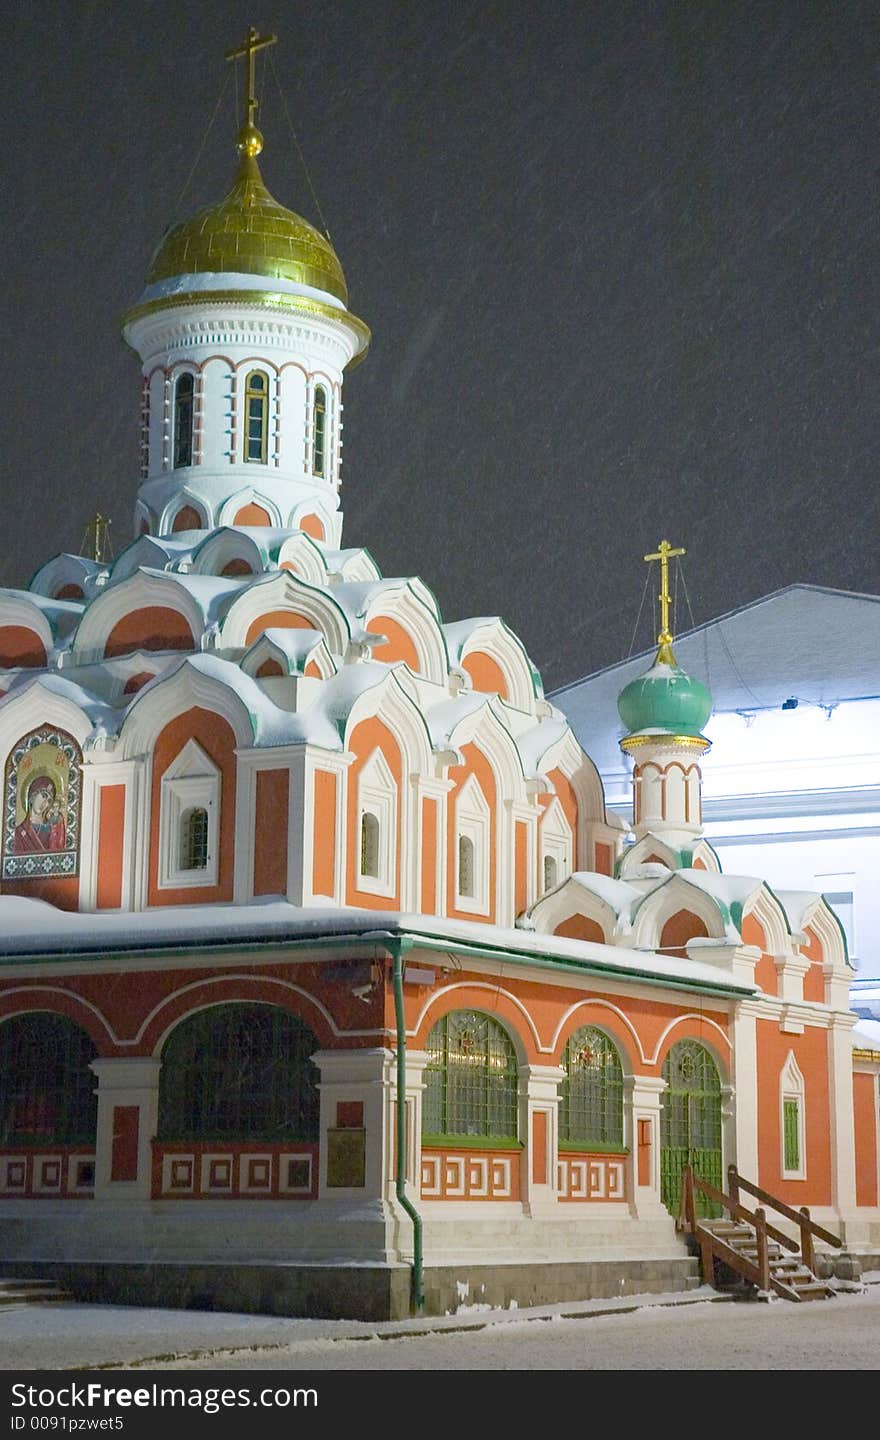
(681, 1170, 799, 1252)
(728, 1166, 843, 1249)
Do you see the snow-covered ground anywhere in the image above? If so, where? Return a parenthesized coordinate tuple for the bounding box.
(2, 1279, 879, 1371)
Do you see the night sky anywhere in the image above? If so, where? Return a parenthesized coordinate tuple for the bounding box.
(3, 1, 879, 692)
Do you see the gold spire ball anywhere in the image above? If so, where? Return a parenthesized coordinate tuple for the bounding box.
(145, 26, 349, 304)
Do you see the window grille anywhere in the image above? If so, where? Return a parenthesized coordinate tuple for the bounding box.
(312, 385, 327, 477)
(360, 812, 379, 877)
(559, 1025, 623, 1146)
(422, 1011, 518, 1142)
(245, 371, 268, 463)
(660, 1040, 722, 1216)
(543, 854, 558, 892)
(157, 1003, 319, 1141)
(180, 807, 209, 871)
(458, 834, 475, 898)
(783, 1098, 801, 1172)
(173, 373, 194, 468)
(0, 1013, 97, 1146)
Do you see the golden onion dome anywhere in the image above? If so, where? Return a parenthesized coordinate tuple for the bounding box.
(146, 125, 348, 304)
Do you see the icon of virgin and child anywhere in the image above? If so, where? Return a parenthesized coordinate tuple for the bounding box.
(13, 773, 67, 854)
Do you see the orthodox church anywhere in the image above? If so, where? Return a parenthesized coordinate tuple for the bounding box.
(0, 31, 877, 1320)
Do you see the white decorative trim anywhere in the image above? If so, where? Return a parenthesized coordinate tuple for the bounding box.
(780, 1050, 807, 1181)
(454, 773, 490, 915)
(356, 748, 397, 897)
(158, 739, 220, 889)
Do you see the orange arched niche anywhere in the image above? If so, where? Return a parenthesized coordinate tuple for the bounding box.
(105, 608, 195, 659)
(148, 707, 237, 907)
(659, 909, 710, 959)
(0, 627, 46, 668)
(172, 506, 204, 532)
(244, 610, 317, 647)
(366, 617, 420, 672)
(234, 503, 272, 526)
(462, 651, 508, 699)
(446, 743, 497, 924)
(299, 514, 325, 541)
(345, 716, 402, 910)
(555, 914, 606, 945)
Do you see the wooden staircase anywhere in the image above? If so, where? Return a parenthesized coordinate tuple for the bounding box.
(678, 1165, 843, 1303)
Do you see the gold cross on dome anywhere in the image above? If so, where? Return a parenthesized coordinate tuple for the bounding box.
(226, 26, 278, 130)
(644, 538, 685, 649)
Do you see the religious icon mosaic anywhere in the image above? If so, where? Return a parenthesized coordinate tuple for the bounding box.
(2, 727, 81, 880)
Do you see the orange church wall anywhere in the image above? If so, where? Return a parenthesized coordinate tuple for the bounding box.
(366, 616, 420, 672)
(148, 708, 237, 907)
(345, 717, 402, 910)
(420, 796, 438, 915)
(220, 558, 254, 577)
(514, 820, 528, 917)
(594, 842, 612, 877)
(256, 659, 284, 679)
(546, 769, 578, 868)
(659, 909, 710, 959)
(253, 769, 289, 897)
(755, 1021, 832, 1206)
(172, 506, 203, 532)
(304, 660, 322, 679)
(446, 743, 497, 924)
(123, 671, 155, 695)
(853, 1072, 879, 1208)
(104, 607, 195, 659)
(741, 915, 777, 997)
(244, 610, 315, 646)
(233, 503, 272, 526)
(801, 926, 827, 1004)
(0, 874, 79, 911)
(55, 584, 84, 601)
(555, 914, 606, 945)
(299, 514, 325, 541)
(462, 651, 508, 699)
(0, 627, 47, 668)
(312, 769, 337, 899)
(96, 785, 126, 910)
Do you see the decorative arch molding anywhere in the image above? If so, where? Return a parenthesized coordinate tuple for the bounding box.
(445, 702, 528, 804)
(143, 976, 345, 1055)
(190, 530, 267, 579)
(343, 671, 434, 778)
(0, 598, 54, 664)
(164, 495, 211, 534)
(409, 981, 540, 1063)
(0, 681, 93, 755)
(650, 1014, 732, 1073)
(538, 794, 573, 893)
(109, 536, 186, 585)
(118, 659, 255, 759)
(804, 897, 849, 971)
(72, 573, 204, 666)
(360, 582, 448, 686)
(692, 838, 722, 873)
(277, 533, 329, 586)
(355, 746, 398, 897)
(534, 726, 606, 833)
(455, 618, 542, 711)
(527, 877, 618, 942)
(240, 629, 336, 682)
(0, 987, 118, 1050)
(742, 883, 791, 958)
(630, 875, 730, 951)
(218, 490, 283, 529)
(619, 834, 679, 875)
(29, 556, 101, 604)
(550, 999, 642, 1069)
(220, 572, 350, 655)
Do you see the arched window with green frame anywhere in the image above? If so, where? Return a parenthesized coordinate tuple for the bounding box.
(244, 370, 269, 463)
(559, 1025, 624, 1149)
(158, 1003, 319, 1142)
(422, 1010, 518, 1144)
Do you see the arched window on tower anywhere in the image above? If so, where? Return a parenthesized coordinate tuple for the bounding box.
(180, 806, 209, 872)
(245, 371, 268, 464)
(173, 373, 194, 468)
(312, 385, 327, 477)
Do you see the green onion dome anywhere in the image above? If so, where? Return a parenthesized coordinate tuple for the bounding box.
(618, 644, 712, 739)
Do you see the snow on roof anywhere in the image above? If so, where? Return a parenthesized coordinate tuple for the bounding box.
(773, 889, 819, 936)
(563, 871, 641, 920)
(155, 653, 342, 749)
(0, 589, 84, 637)
(423, 690, 491, 750)
(674, 868, 765, 914)
(443, 617, 501, 660)
(852, 1018, 880, 1052)
(251, 627, 325, 661)
(134, 568, 251, 626)
(514, 717, 570, 777)
(0, 895, 754, 996)
(0, 671, 117, 729)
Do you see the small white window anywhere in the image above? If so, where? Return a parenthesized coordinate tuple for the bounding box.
(780, 1052, 806, 1180)
(539, 796, 572, 893)
(159, 739, 220, 889)
(356, 749, 397, 897)
(454, 775, 490, 914)
(543, 854, 558, 893)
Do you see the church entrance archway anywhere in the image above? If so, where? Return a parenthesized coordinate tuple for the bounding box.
(660, 1039, 722, 1218)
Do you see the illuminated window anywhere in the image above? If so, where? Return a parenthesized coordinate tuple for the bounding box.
(173, 373, 194, 468)
(180, 807, 209, 871)
(244, 371, 268, 463)
(360, 812, 380, 878)
(423, 1011, 518, 1142)
(560, 1026, 623, 1147)
(312, 385, 327, 477)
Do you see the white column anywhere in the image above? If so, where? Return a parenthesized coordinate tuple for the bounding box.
(828, 1016, 858, 1222)
(520, 1064, 564, 1216)
(626, 1075, 668, 1218)
(90, 1057, 161, 1201)
(732, 1001, 760, 1182)
(312, 1048, 395, 1202)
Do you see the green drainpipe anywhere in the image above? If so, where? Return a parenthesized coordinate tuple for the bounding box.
(390, 937, 424, 1313)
